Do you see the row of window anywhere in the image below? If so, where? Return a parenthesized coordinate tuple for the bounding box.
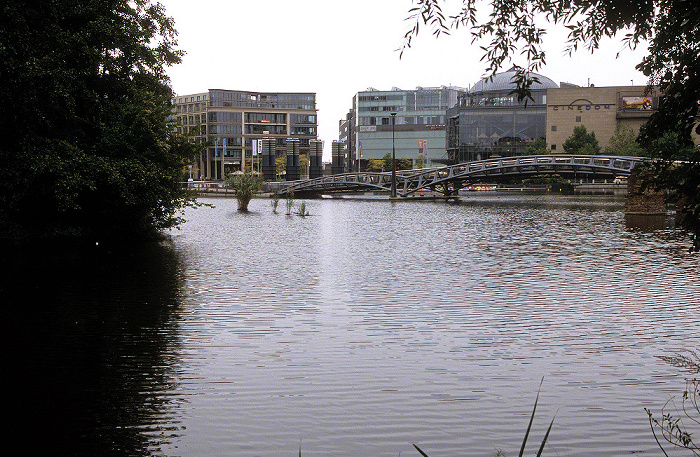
(175, 103, 205, 113)
(458, 92, 547, 107)
(246, 125, 286, 135)
(246, 112, 287, 124)
(180, 114, 203, 125)
(180, 112, 316, 126)
(358, 115, 446, 126)
(291, 114, 316, 124)
(204, 125, 316, 136)
(208, 111, 242, 123)
(209, 91, 315, 107)
(209, 124, 242, 135)
(174, 94, 206, 104)
(358, 94, 404, 102)
(205, 137, 315, 148)
(178, 125, 206, 135)
(212, 101, 315, 110)
(358, 106, 401, 112)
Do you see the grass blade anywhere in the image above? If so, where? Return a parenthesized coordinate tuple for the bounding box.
(536, 414, 556, 457)
(413, 443, 430, 457)
(520, 378, 544, 457)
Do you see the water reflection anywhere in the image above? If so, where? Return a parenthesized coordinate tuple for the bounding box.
(4, 193, 698, 457)
(625, 213, 673, 232)
(163, 195, 698, 457)
(3, 241, 185, 456)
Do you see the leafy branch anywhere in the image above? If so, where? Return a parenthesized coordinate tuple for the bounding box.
(646, 351, 700, 456)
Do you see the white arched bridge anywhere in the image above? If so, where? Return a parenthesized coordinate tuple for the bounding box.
(278, 154, 646, 197)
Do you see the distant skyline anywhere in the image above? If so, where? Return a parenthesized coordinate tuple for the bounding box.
(164, 0, 649, 160)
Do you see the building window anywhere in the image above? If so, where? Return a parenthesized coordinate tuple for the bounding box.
(551, 125, 557, 131)
(576, 116, 582, 122)
(551, 144, 557, 151)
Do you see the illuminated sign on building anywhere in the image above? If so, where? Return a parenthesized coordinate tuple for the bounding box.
(621, 96, 653, 110)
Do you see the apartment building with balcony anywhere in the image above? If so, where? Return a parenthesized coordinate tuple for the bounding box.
(172, 89, 317, 179)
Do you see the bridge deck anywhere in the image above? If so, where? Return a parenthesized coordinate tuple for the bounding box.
(278, 154, 646, 197)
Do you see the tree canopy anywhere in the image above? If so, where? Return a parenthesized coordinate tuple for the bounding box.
(0, 0, 193, 243)
(525, 138, 548, 155)
(605, 124, 646, 157)
(563, 126, 601, 155)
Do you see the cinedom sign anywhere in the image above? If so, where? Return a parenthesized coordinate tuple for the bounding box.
(550, 99, 613, 111)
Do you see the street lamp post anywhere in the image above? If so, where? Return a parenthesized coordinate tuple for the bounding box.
(390, 112, 397, 198)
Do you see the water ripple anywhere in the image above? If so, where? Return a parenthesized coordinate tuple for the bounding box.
(151, 195, 700, 456)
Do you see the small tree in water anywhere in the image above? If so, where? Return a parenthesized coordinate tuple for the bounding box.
(225, 173, 263, 212)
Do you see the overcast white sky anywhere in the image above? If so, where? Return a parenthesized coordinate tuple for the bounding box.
(164, 0, 649, 160)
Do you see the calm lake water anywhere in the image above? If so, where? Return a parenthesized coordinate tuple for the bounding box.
(5, 193, 699, 457)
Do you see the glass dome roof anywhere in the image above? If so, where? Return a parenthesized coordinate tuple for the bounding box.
(469, 67, 558, 93)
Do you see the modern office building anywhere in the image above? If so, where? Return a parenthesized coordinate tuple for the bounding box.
(172, 89, 317, 180)
(446, 68, 557, 163)
(342, 86, 466, 171)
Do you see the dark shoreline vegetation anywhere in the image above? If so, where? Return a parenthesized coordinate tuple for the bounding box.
(0, 1, 200, 245)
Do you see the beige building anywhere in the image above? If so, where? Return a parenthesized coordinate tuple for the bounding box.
(546, 85, 662, 153)
(172, 89, 317, 180)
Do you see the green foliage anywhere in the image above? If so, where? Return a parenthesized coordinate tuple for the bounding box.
(367, 155, 413, 172)
(0, 0, 193, 242)
(285, 192, 295, 215)
(523, 174, 565, 185)
(276, 155, 286, 179)
(636, 0, 700, 147)
(382, 153, 393, 171)
(415, 154, 427, 168)
(225, 173, 263, 212)
(397, 157, 414, 170)
(299, 154, 308, 177)
(605, 125, 646, 157)
(525, 138, 549, 155)
(295, 201, 309, 217)
(640, 132, 700, 251)
(645, 351, 699, 455)
(563, 126, 601, 155)
(367, 159, 386, 172)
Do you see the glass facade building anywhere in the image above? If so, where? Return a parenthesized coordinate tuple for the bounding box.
(446, 68, 558, 163)
(343, 86, 465, 171)
(172, 89, 317, 180)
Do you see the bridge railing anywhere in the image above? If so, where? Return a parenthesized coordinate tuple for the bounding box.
(277, 155, 647, 196)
